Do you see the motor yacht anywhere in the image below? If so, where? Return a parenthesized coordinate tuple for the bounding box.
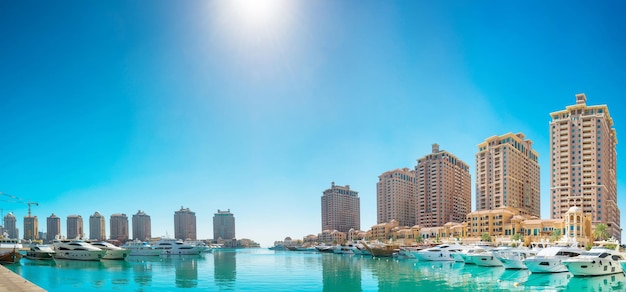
(25, 245, 55, 260)
(153, 238, 204, 255)
(563, 247, 624, 276)
(123, 240, 162, 256)
(459, 246, 493, 264)
(523, 246, 583, 273)
(52, 239, 106, 261)
(350, 243, 372, 256)
(90, 242, 131, 260)
(333, 245, 354, 255)
(493, 248, 537, 269)
(471, 247, 510, 267)
(411, 244, 464, 262)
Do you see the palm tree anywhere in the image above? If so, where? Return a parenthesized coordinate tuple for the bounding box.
(550, 229, 562, 242)
(593, 223, 610, 241)
(481, 232, 491, 242)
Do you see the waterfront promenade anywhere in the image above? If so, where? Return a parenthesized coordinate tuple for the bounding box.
(0, 264, 45, 292)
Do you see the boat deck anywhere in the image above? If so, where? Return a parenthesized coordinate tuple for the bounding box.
(0, 264, 45, 292)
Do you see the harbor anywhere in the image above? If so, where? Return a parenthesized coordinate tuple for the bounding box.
(3, 248, 626, 291)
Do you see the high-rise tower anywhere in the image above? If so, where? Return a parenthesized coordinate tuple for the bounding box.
(321, 182, 360, 233)
(3, 213, 18, 239)
(110, 213, 129, 242)
(376, 168, 416, 226)
(132, 210, 151, 241)
(67, 215, 83, 239)
(476, 133, 540, 217)
(213, 209, 236, 240)
(174, 207, 197, 240)
(46, 213, 61, 242)
(416, 144, 471, 227)
(89, 211, 106, 241)
(549, 93, 620, 239)
(23, 215, 38, 240)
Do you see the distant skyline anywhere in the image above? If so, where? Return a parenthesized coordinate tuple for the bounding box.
(1, 1, 625, 247)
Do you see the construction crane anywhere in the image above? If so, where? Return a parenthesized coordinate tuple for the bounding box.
(0, 192, 38, 217)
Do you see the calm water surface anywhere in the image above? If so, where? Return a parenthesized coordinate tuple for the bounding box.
(7, 248, 626, 291)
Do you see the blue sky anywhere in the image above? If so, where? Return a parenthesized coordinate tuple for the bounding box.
(1, 1, 625, 247)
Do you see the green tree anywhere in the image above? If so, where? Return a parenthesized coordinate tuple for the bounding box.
(481, 232, 491, 242)
(550, 229, 562, 242)
(593, 223, 610, 241)
(415, 236, 424, 244)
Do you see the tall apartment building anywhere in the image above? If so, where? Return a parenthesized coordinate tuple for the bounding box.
(89, 211, 106, 241)
(46, 213, 61, 242)
(213, 209, 236, 240)
(3, 213, 18, 239)
(321, 182, 360, 233)
(416, 144, 471, 227)
(67, 215, 84, 239)
(376, 168, 416, 226)
(132, 210, 151, 241)
(23, 215, 38, 240)
(110, 213, 129, 242)
(174, 207, 197, 240)
(549, 93, 620, 239)
(476, 133, 540, 217)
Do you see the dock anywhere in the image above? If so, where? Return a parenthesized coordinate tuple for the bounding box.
(0, 264, 46, 292)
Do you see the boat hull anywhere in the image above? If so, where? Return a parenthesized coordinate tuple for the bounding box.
(53, 250, 106, 261)
(563, 260, 623, 276)
(524, 258, 569, 273)
(0, 250, 22, 265)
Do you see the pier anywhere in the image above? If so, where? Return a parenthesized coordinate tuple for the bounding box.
(0, 264, 45, 292)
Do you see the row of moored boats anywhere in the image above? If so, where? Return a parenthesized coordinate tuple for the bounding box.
(1, 238, 216, 264)
(274, 240, 626, 277)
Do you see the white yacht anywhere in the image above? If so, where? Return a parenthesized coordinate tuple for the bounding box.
(25, 245, 55, 260)
(153, 238, 204, 255)
(471, 247, 510, 267)
(411, 244, 464, 262)
(493, 248, 537, 269)
(90, 242, 131, 260)
(523, 246, 583, 273)
(123, 241, 162, 256)
(52, 239, 106, 261)
(563, 247, 624, 276)
(460, 246, 493, 264)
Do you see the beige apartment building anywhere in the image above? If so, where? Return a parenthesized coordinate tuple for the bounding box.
(416, 144, 471, 227)
(23, 215, 38, 240)
(465, 206, 592, 246)
(89, 211, 106, 241)
(132, 210, 151, 241)
(321, 182, 360, 233)
(376, 168, 416, 226)
(46, 213, 61, 242)
(174, 207, 197, 240)
(110, 213, 129, 242)
(67, 214, 83, 239)
(476, 133, 541, 217)
(549, 93, 620, 240)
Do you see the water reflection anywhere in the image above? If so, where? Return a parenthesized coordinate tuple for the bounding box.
(321, 253, 361, 291)
(161, 255, 200, 288)
(214, 249, 236, 290)
(566, 273, 626, 291)
(523, 272, 571, 290)
(126, 256, 160, 288)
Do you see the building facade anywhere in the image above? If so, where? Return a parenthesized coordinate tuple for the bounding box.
(23, 215, 38, 240)
(476, 133, 541, 217)
(89, 211, 106, 241)
(3, 213, 18, 239)
(109, 213, 129, 242)
(376, 168, 416, 226)
(321, 182, 360, 233)
(549, 93, 620, 239)
(416, 144, 471, 227)
(46, 213, 61, 242)
(174, 207, 197, 240)
(213, 209, 235, 241)
(132, 210, 151, 241)
(67, 215, 83, 239)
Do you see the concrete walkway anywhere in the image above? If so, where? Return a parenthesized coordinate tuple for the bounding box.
(0, 264, 46, 292)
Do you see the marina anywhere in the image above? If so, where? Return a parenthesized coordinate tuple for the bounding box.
(3, 248, 626, 291)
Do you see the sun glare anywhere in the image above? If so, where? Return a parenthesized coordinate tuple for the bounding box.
(225, 0, 290, 31)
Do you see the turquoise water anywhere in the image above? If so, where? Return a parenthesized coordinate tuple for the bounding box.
(6, 249, 626, 291)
